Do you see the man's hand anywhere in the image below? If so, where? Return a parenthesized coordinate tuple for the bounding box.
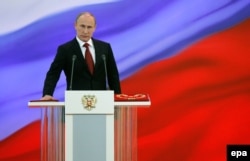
(40, 95, 57, 101)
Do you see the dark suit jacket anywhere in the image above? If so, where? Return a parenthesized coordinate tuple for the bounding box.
(42, 38, 121, 96)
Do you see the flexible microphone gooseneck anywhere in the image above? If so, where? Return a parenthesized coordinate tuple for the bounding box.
(102, 54, 109, 90)
(69, 55, 77, 90)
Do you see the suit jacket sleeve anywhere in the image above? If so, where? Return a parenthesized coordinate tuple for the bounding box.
(42, 45, 66, 96)
(106, 43, 122, 94)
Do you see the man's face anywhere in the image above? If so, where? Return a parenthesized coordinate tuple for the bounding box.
(74, 14, 96, 42)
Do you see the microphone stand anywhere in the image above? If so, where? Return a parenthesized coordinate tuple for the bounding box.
(69, 55, 77, 90)
(102, 54, 109, 90)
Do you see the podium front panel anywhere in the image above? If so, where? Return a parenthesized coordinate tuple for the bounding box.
(65, 91, 114, 161)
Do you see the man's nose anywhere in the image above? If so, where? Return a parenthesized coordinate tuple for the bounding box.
(83, 27, 88, 33)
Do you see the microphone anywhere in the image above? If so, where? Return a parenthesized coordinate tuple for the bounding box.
(69, 55, 77, 90)
(102, 54, 109, 90)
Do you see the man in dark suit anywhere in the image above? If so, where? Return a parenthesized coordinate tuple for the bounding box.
(41, 12, 121, 100)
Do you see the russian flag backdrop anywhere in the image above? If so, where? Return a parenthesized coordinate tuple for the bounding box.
(0, 0, 249, 160)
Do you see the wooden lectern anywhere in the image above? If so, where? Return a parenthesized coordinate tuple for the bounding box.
(28, 91, 150, 161)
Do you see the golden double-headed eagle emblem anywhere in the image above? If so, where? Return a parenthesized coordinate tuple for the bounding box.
(81, 95, 97, 111)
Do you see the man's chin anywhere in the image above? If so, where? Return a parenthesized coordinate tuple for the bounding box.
(80, 36, 90, 42)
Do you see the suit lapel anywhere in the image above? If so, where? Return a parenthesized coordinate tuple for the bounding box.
(70, 38, 82, 58)
(70, 38, 90, 72)
(93, 39, 103, 71)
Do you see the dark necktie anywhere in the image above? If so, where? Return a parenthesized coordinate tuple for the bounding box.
(83, 43, 94, 74)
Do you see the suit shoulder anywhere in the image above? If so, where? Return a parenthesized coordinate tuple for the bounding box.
(93, 38, 110, 46)
(58, 38, 77, 49)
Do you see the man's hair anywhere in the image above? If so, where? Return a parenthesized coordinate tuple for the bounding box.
(75, 12, 96, 25)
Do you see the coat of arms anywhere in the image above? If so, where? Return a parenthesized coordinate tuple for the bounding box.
(81, 95, 97, 111)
